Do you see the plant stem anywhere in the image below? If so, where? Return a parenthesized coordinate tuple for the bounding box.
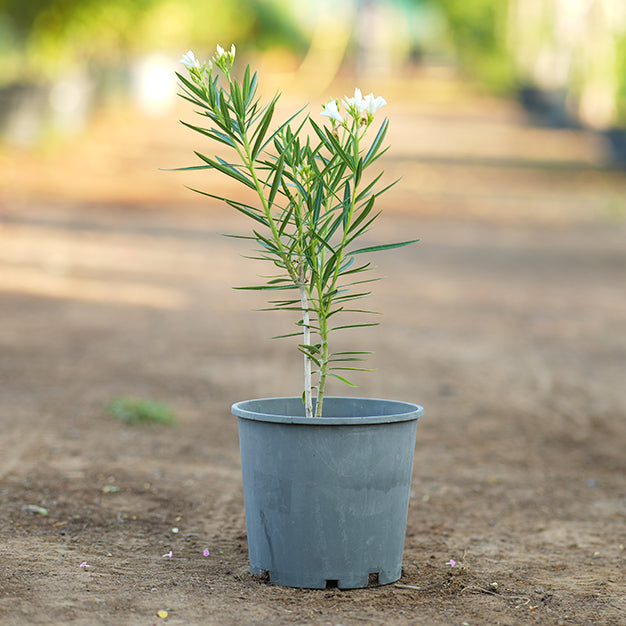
(315, 319, 329, 418)
(299, 285, 314, 418)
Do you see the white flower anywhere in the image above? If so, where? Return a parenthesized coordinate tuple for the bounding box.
(321, 99, 343, 124)
(214, 44, 236, 71)
(216, 44, 236, 59)
(364, 92, 387, 115)
(342, 88, 367, 115)
(181, 50, 200, 70)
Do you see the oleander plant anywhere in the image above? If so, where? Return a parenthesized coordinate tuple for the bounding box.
(175, 45, 417, 417)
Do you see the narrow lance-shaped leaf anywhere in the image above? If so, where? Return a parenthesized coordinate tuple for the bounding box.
(194, 152, 256, 190)
(342, 181, 352, 229)
(267, 154, 285, 209)
(347, 196, 376, 235)
(363, 117, 389, 166)
(256, 110, 309, 166)
(330, 322, 379, 332)
(344, 212, 382, 248)
(180, 121, 237, 147)
(175, 72, 210, 105)
(230, 76, 243, 113)
(328, 372, 358, 387)
(251, 98, 277, 160)
(217, 89, 232, 131)
(309, 118, 353, 169)
(354, 157, 363, 186)
(311, 180, 324, 226)
(270, 331, 306, 339)
(234, 284, 298, 291)
(242, 64, 251, 103)
(353, 170, 385, 204)
(182, 186, 269, 227)
(298, 345, 322, 367)
(350, 239, 420, 255)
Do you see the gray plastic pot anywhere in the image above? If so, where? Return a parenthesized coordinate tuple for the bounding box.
(231, 396, 423, 589)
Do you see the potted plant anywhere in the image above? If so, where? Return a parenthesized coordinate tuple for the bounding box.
(175, 45, 423, 589)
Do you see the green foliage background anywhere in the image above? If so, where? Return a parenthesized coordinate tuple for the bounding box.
(0, 0, 623, 125)
(0, 0, 306, 83)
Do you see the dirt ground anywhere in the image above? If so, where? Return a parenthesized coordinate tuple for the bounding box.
(1, 74, 625, 625)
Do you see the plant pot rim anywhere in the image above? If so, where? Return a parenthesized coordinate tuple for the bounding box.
(231, 396, 423, 426)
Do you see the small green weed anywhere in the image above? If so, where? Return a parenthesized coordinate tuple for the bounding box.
(107, 397, 176, 426)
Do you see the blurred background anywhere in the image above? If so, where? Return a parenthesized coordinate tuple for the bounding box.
(0, 0, 625, 158)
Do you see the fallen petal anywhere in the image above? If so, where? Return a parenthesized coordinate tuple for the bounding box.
(22, 504, 48, 516)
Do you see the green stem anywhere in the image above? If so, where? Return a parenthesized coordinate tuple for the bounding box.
(314, 308, 329, 418)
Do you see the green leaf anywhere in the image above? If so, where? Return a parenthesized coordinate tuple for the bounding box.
(251, 97, 277, 159)
(242, 64, 251, 102)
(194, 152, 255, 190)
(278, 204, 294, 237)
(321, 256, 339, 287)
(351, 239, 420, 255)
(218, 233, 257, 240)
(363, 117, 389, 166)
(330, 322, 379, 332)
(328, 372, 358, 387)
(309, 118, 353, 168)
(337, 256, 355, 275)
(176, 72, 210, 105)
(297, 345, 322, 367)
(183, 187, 269, 226)
(234, 284, 298, 291)
(328, 159, 348, 192)
(311, 180, 324, 226)
(363, 144, 390, 167)
(217, 89, 232, 131)
(338, 261, 372, 277)
(342, 181, 352, 229)
(180, 120, 237, 147)
(354, 172, 386, 205)
(161, 165, 212, 172)
(332, 291, 372, 303)
(355, 157, 363, 186)
(253, 229, 280, 253)
(243, 67, 259, 109)
(347, 196, 376, 235)
(265, 277, 293, 285)
(268, 154, 285, 208)
(332, 350, 372, 356)
(231, 78, 243, 114)
(257, 108, 309, 163)
(270, 331, 305, 339)
(345, 212, 382, 247)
